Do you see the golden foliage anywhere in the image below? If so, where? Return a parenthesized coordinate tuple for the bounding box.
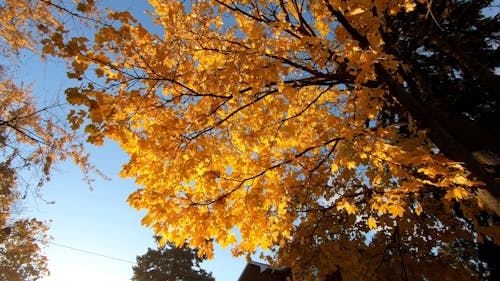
(39, 0, 494, 279)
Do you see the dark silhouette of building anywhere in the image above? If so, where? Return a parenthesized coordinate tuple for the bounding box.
(237, 261, 343, 281)
(237, 261, 291, 281)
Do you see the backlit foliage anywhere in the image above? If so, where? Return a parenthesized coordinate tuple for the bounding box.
(0, 162, 49, 281)
(42, 0, 499, 279)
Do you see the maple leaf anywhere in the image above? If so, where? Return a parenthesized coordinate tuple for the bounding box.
(388, 205, 405, 218)
(368, 217, 377, 229)
(445, 187, 471, 201)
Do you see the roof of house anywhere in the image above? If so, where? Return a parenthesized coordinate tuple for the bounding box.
(237, 261, 344, 281)
(237, 261, 291, 281)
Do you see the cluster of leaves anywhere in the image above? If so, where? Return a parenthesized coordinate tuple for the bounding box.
(0, 161, 49, 281)
(132, 236, 214, 281)
(36, 0, 499, 280)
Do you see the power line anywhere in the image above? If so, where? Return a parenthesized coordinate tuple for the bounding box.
(47, 241, 136, 264)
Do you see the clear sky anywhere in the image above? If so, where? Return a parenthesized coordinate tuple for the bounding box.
(20, 1, 248, 280)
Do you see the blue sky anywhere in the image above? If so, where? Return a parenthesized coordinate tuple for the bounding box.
(20, 1, 248, 280)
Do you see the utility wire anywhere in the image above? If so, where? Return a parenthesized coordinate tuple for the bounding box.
(47, 241, 136, 264)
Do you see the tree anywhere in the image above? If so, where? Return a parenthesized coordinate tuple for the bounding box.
(1, 161, 49, 281)
(0, 1, 97, 279)
(41, 0, 499, 280)
(132, 237, 214, 281)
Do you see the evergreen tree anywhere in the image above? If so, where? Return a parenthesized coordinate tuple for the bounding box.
(132, 237, 214, 281)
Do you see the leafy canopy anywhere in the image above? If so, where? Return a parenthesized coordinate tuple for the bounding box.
(40, 0, 499, 280)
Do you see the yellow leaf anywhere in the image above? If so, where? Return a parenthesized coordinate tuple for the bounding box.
(348, 8, 365, 16)
(141, 214, 152, 226)
(444, 187, 470, 201)
(346, 161, 356, 169)
(377, 203, 388, 214)
(388, 205, 404, 218)
(331, 163, 339, 173)
(337, 200, 358, 215)
(158, 235, 168, 246)
(403, 0, 417, 12)
(345, 204, 358, 214)
(415, 202, 422, 216)
(368, 217, 377, 229)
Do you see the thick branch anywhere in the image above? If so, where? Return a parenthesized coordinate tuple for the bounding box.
(323, 0, 500, 215)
